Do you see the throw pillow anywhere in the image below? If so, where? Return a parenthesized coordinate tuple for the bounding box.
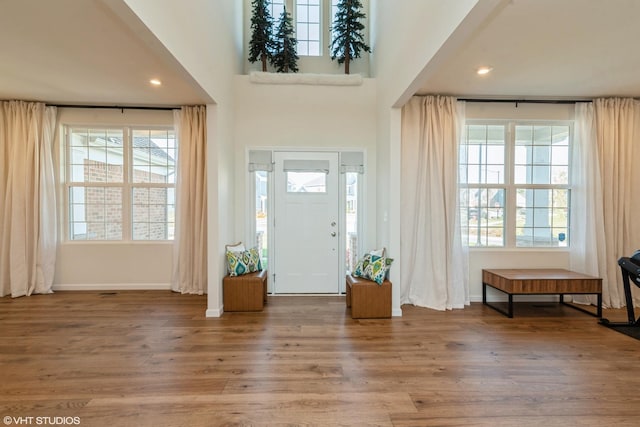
(226, 247, 263, 276)
(362, 256, 393, 285)
(225, 242, 245, 253)
(353, 253, 373, 277)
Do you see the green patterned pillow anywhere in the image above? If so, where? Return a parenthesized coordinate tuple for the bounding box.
(226, 247, 263, 276)
(353, 253, 373, 277)
(361, 256, 393, 285)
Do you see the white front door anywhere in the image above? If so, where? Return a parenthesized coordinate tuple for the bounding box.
(273, 152, 340, 293)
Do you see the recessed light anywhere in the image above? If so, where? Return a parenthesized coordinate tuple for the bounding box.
(149, 79, 162, 86)
(477, 66, 493, 75)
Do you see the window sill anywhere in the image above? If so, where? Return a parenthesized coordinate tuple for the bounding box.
(249, 71, 363, 86)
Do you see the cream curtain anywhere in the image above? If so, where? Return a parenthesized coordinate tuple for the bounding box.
(400, 96, 469, 310)
(592, 98, 640, 308)
(0, 100, 57, 298)
(172, 106, 207, 294)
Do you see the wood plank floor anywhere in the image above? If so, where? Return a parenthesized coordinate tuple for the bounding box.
(1, 291, 640, 426)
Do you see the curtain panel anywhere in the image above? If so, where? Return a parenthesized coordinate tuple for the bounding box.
(172, 106, 207, 295)
(593, 98, 640, 308)
(0, 100, 57, 298)
(400, 95, 469, 310)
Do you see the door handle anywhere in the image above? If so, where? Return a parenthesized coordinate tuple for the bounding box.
(331, 232, 337, 237)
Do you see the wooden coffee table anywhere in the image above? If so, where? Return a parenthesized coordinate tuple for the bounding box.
(482, 268, 602, 318)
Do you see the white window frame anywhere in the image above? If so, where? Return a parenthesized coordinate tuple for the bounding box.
(461, 120, 572, 249)
(64, 125, 176, 242)
(267, 0, 349, 57)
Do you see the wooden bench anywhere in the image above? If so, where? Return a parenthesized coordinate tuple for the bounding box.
(223, 270, 268, 312)
(346, 274, 391, 319)
(482, 268, 602, 318)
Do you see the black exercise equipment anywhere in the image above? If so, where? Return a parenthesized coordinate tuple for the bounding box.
(600, 250, 640, 327)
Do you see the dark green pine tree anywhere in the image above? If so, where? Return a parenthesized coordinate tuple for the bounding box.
(330, 0, 371, 74)
(271, 7, 299, 73)
(248, 0, 274, 72)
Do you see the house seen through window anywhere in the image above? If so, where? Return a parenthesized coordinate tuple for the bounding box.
(66, 126, 176, 241)
(460, 121, 571, 248)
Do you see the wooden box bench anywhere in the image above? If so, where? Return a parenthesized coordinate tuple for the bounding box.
(482, 268, 602, 318)
(346, 274, 391, 319)
(223, 270, 268, 312)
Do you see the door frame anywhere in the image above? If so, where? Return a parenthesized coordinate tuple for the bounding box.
(246, 147, 366, 295)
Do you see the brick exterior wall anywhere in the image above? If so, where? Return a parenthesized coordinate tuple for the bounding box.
(83, 160, 169, 240)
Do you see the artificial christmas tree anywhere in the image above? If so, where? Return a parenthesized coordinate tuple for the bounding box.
(272, 7, 299, 73)
(248, 0, 274, 72)
(330, 0, 371, 74)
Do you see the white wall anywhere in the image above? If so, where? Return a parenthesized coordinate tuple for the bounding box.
(370, 0, 479, 107)
(123, 0, 243, 105)
(369, 0, 482, 316)
(53, 108, 175, 289)
(232, 75, 378, 275)
(123, 0, 243, 315)
(465, 101, 575, 301)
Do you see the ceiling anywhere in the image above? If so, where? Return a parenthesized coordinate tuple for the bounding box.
(0, 0, 639, 107)
(419, 0, 640, 99)
(0, 0, 212, 107)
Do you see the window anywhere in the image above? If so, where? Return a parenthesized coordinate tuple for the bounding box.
(266, 0, 348, 57)
(255, 171, 269, 269)
(66, 126, 176, 241)
(460, 122, 571, 248)
(345, 172, 358, 273)
(296, 0, 321, 56)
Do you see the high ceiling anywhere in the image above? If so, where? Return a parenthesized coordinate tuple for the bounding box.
(0, 0, 212, 107)
(418, 0, 640, 99)
(0, 0, 638, 107)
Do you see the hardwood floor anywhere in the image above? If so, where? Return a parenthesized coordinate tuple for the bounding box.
(1, 291, 640, 426)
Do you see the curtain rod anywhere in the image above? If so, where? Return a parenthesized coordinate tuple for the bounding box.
(457, 98, 592, 105)
(47, 103, 178, 111)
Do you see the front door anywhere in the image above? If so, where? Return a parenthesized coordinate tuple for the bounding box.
(273, 151, 340, 293)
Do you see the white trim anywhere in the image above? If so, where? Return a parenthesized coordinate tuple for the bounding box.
(206, 308, 223, 317)
(52, 282, 171, 291)
(249, 71, 363, 86)
(392, 308, 403, 317)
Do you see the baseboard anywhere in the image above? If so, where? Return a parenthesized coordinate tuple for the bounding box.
(52, 283, 171, 291)
(392, 308, 403, 317)
(206, 307, 223, 317)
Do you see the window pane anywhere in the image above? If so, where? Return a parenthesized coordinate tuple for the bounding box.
(69, 186, 122, 240)
(461, 187, 504, 247)
(296, 1, 321, 57)
(461, 124, 505, 185)
(516, 188, 570, 247)
(308, 41, 320, 56)
(533, 126, 552, 145)
(132, 187, 172, 240)
(346, 173, 358, 273)
(256, 171, 268, 269)
(132, 129, 176, 184)
(287, 172, 326, 193)
(297, 23, 309, 40)
(297, 5, 308, 21)
(69, 128, 124, 184)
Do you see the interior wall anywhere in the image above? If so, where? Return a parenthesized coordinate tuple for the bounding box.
(123, 0, 243, 105)
(232, 75, 378, 271)
(465, 101, 575, 301)
(53, 108, 175, 289)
